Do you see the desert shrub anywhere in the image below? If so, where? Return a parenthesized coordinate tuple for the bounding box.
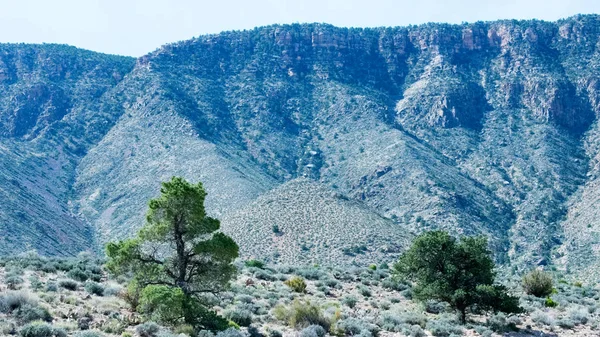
(6, 274, 24, 289)
(284, 276, 307, 293)
(409, 325, 426, 337)
(58, 279, 78, 291)
(245, 260, 265, 269)
(29, 275, 43, 291)
(518, 297, 541, 313)
(300, 325, 326, 337)
(486, 313, 518, 333)
(342, 245, 368, 256)
(0, 290, 50, 324)
(531, 310, 554, 327)
(381, 278, 409, 291)
(378, 301, 391, 311)
(296, 268, 324, 280)
(342, 295, 358, 308)
(84, 281, 105, 296)
(0, 320, 17, 335)
(215, 329, 244, 337)
(568, 307, 589, 325)
(380, 311, 427, 332)
(40, 263, 57, 273)
(337, 318, 379, 337)
(358, 286, 372, 297)
(246, 326, 263, 337)
(425, 314, 463, 337)
(324, 278, 340, 288)
(557, 318, 575, 329)
(224, 308, 253, 327)
(156, 331, 181, 337)
(234, 294, 254, 304)
(102, 285, 123, 297)
(67, 268, 90, 282)
(135, 322, 160, 337)
(317, 285, 330, 295)
(6, 266, 24, 275)
(45, 282, 58, 292)
(266, 329, 282, 337)
(73, 331, 104, 337)
(480, 330, 493, 337)
(373, 269, 389, 280)
(19, 322, 67, 337)
(545, 297, 558, 308)
(424, 300, 447, 314)
(272, 224, 281, 234)
(273, 300, 331, 331)
(275, 265, 296, 275)
(38, 293, 56, 305)
(399, 312, 427, 327)
(0, 291, 36, 313)
(14, 303, 53, 324)
(197, 331, 216, 337)
(173, 324, 196, 337)
(100, 318, 126, 334)
(254, 269, 276, 281)
(522, 270, 553, 298)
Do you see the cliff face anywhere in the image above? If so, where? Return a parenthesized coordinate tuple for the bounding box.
(2, 16, 600, 272)
(0, 44, 135, 255)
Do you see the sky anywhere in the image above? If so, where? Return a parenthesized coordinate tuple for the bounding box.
(0, 0, 598, 57)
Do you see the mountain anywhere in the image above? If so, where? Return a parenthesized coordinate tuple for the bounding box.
(1, 15, 600, 275)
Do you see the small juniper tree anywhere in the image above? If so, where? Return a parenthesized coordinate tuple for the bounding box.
(394, 230, 521, 323)
(106, 177, 239, 331)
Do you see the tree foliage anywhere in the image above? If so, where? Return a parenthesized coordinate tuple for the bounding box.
(393, 231, 521, 322)
(106, 177, 238, 331)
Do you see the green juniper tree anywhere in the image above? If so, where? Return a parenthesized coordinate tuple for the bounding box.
(394, 230, 521, 323)
(106, 177, 239, 332)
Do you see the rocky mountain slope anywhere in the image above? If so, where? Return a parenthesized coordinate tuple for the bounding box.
(221, 178, 411, 266)
(1, 15, 600, 275)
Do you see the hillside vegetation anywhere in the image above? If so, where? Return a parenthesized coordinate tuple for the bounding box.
(1, 253, 599, 337)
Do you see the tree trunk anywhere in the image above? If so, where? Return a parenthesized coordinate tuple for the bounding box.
(173, 215, 189, 293)
(182, 295, 195, 326)
(459, 307, 467, 324)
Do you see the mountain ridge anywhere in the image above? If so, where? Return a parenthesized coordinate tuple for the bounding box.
(1, 15, 600, 277)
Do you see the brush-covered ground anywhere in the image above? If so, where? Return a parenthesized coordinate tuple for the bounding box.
(0, 253, 599, 337)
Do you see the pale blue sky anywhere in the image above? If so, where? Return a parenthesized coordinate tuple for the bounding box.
(0, 0, 598, 57)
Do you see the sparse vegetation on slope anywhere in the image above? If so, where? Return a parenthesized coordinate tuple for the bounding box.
(221, 178, 411, 266)
(1, 249, 600, 337)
